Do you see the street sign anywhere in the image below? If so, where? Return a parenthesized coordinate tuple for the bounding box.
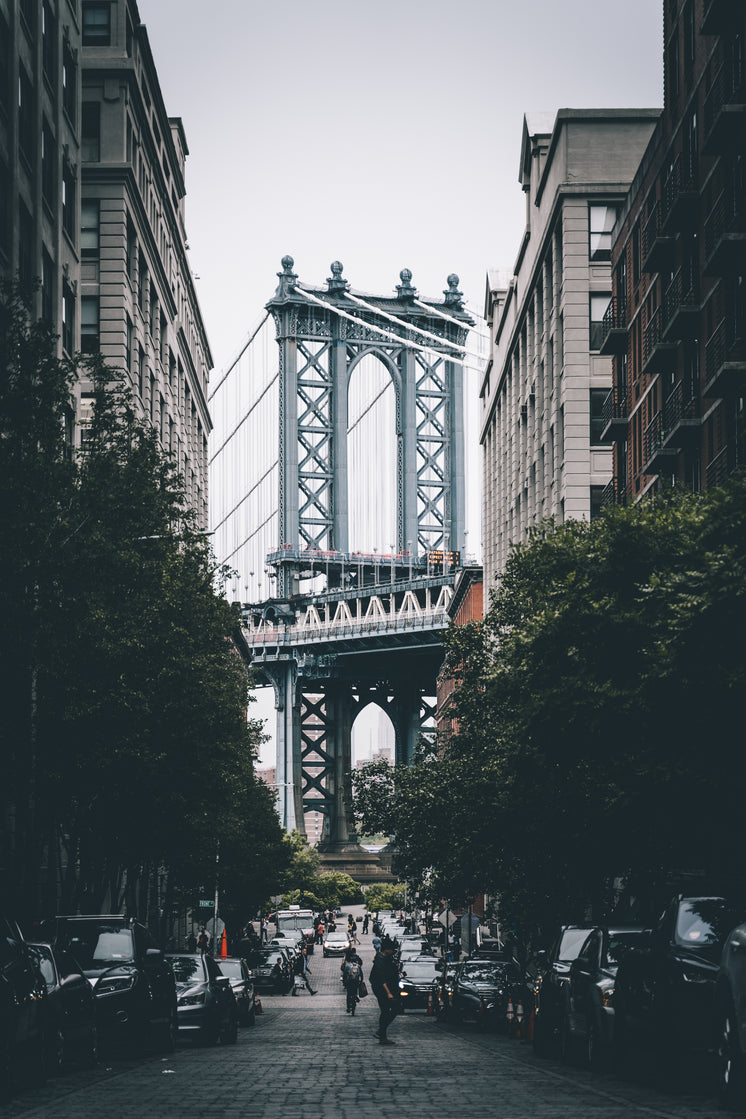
(198, 900, 213, 908)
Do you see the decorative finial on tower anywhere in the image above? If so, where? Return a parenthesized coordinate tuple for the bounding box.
(327, 261, 349, 295)
(396, 268, 417, 301)
(444, 273, 464, 309)
(273, 255, 298, 300)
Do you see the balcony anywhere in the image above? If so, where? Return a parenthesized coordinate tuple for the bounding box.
(706, 445, 732, 488)
(662, 265, 700, 341)
(660, 381, 703, 450)
(661, 153, 699, 234)
(642, 199, 677, 274)
(599, 297, 628, 355)
(601, 478, 628, 508)
(702, 0, 737, 36)
(641, 306, 678, 377)
(599, 386, 629, 442)
(704, 188, 746, 275)
(642, 411, 679, 476)
(703, 58, 746, 154)
(704, 315, 746, 397)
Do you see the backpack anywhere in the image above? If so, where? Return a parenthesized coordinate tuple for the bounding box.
(345, 961, 361, 984)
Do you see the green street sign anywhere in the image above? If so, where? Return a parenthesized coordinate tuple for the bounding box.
(198, 900, 213, 908)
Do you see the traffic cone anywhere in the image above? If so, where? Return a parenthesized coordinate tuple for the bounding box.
(219, 928, 228, 958)
(255, 998, 263, 1015)
(515, 999, 524, 1039)
(506, 996, 514, 1032)
(427, 990, 434, 1016)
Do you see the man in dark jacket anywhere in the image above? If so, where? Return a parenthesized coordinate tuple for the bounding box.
(369, 937, 401, 1044)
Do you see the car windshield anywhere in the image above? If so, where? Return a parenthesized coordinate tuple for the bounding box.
(557, 927, 592, 962)
(166, 955, 205, 983)
(402, 961, 441, 979)
(277, 914, 311, 932)
(258, 952, 283, 966)
(65, 922, 134, 967)
(675, 899, 746, 948)
(461, 961, 518, 983)
(326, 934, 348, 943)
(218, 960, 244, 979)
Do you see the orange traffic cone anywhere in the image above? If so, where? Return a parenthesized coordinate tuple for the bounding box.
(515, 999, 524, 1039)
(218, 928, 228, 958)
(255, 997, 263, 1015)
(427, 990, 434, 1016)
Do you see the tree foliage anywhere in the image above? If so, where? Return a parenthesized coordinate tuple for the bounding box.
(353, 480, 746, 939)
(0, 286, 289, 926)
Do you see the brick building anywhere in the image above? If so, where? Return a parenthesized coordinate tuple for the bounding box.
(600, 0, 745, 499)
(436, 563, 483, 742)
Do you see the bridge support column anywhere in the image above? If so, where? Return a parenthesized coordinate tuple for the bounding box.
(272, 662, 304, 835)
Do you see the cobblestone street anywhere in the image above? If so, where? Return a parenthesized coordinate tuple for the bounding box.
(3, 925, 727, 1119)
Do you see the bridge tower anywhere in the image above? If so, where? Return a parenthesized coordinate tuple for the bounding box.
(244, 258, 472, 876)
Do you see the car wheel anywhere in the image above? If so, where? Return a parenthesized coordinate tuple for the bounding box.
(533, 1013, 551, 1058)
(82, 1024, 98, 1068)
(586, 1016, 603, 1069)
(560, 1014, 574, 1065)
(220, 1011, 238, 1045)
(247, 1003, 256, 1028)
(716, 1000, 746, 1108)
(47, 1026, 65, 1076)
(202, 1017, 220, 1047)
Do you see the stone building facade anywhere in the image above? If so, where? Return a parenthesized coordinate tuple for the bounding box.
(600, 0, 745, 500)
(481, 110, 660, 596)
(0, 0, 211, 525)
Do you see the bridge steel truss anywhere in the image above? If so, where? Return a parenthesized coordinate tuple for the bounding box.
(243, 258, 472, 855)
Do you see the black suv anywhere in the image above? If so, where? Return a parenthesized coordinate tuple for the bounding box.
(532, 924, 595, 1056)
(42, 915, 177, 1053)
(0, 915, 51, 1100)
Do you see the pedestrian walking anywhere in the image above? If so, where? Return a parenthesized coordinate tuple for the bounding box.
(342, 949, 363, 1015)
(348, 914, 360, 946)
(197, 926, 210, 954)
(362, 913, 370, 935)
(261, 917, 269, 943)
(369, 936, 401, 1045)
(292, 945, 317, 995)
(372, 933, 382, 954)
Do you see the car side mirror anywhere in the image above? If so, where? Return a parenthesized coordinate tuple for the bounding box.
(145, 948, 163, 962)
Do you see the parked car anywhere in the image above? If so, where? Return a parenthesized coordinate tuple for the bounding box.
(217, 957, 256, 1027)
(166, 953, 237, 1045)
(437, 960, 462, 1017)
(714, 918, 746, 1107)
(28, 943, 97, 1073)
(614, 895, 746, 1060)
(269, 933, 303, 957)
(398, 957, 443, 1010)
(451, 957, 523, 1031)
(41, 914, 177, 1053)
(532, 924, 595, 1056)
(0, 915, 51, 1101)
(245, 947, 292, 993)
(323, 931, 350, 958)
(560, 925, 648, 1067)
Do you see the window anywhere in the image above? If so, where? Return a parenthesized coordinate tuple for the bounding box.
(18, 67, 35, 168)
(632, 222, 641, 285)
(667, 26, 680, 103)
(683, 0, 695, 73)
(42, 122, 56, 211)
(42, 249, 55, 324)
(589, 204, 618, 262)
(0, 157, 11, 258)
(80, 295, 99, 353)
(62, 162, 76, 239)
(62, 282, 75, 355)
(0, 10, 10, 118)
(590, 388, 607, 445)
(62, 41, 77, 124)
(126, 314, 133, 373)
(590, 294, 611, 351)
(42, 2, 57, 85)
(126, 215, 136, 280)
(82, 3, 111, 46)
(81, 102, 100, 162)
(81, 199, 99, 257)
(18, 201, 34, 297)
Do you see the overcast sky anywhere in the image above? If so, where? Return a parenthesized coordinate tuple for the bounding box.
(142, 0, 663, 373)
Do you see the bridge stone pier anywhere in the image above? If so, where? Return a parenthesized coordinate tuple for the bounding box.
(238, 259, 473, 880)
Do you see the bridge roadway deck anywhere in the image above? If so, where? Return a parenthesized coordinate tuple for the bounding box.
(6, 910, 722, 1119)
